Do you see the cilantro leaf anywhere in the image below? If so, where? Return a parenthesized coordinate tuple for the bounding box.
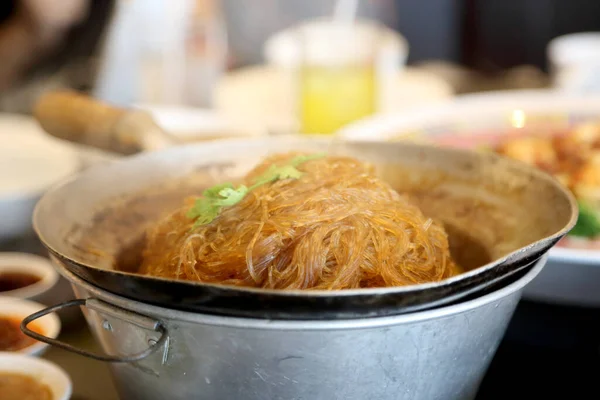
(187, 153, 327, 227)
(203, 182, 234, 198)
(570, 200, 600, 238)
(187, 184, 247, 227)
(217, 185, 248, 206)
(249, 153, 326, 189)
(186, 197, 221, 225)
(274, 165, 303, 180)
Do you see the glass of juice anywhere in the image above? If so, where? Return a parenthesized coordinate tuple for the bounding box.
(298, 22, 380, 135)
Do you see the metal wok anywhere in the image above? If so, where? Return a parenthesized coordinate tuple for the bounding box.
(32, 136, 577, 319)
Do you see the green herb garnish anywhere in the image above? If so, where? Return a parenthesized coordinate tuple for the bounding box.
(187, 153, 326, 228)
(186, 183, 249, 227)
(570, 200, 600, 238)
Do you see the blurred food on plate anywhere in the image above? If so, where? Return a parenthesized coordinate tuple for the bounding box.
(493, 120, 600, 240)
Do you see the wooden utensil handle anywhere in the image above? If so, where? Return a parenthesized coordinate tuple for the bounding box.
(33, 90, 143, 154)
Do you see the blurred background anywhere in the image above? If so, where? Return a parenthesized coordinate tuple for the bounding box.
(3, 0, 600, 110)
(4, 1, 600, 399)
(0, 0, 600, 108)
(2, 0, 600, 134)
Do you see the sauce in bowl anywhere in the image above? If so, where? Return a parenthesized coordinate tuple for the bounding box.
(0, 372, 52, 400)
(0, 271, 41, 292)
(0, 317, 42, 351)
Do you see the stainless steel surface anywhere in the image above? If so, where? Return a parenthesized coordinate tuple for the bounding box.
(22, 298, 168, 362)
(85, 298, 163, 331)
(32, 137, 577, 318)
(53, 253, 547, 400)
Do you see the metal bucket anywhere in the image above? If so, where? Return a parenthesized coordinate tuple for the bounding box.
(23, 254, 548, 400)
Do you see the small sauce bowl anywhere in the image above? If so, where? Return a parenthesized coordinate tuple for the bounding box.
(0, 353, 71, 400)
(0, 296, 60, 356)
(0, 252, 59, 303)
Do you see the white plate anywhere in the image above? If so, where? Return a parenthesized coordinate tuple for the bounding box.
(0, 115, 79, 197)
(135, 104, 263, 142)
(0, 114, 80, 240)
(337, 89, 600, 306)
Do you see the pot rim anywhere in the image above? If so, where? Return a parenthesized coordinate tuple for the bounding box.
(59, 254, 547, 330)
(32, 136, 577, 299)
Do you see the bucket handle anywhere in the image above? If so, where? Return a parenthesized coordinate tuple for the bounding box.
(21, 298, 169, 363)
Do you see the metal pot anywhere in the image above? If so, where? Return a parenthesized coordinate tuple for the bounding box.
(31, 137, 576, 319)
(23, 254, 548, 400)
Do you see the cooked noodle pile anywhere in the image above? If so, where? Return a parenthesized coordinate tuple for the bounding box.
(139, 153, 460, 289)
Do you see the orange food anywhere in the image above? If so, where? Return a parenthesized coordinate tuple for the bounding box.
(0, 317, 41, 351)
(495, 123, 600, 196)
(0, 272, 40, 292)
(140, 153, 459, 290)
(0, 373, 52, 400)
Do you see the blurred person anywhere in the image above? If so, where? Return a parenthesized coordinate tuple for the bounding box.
(0, 0, 115, 113)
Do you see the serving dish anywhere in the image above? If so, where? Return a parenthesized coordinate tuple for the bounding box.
(338, 89, 600, 306)
(0, 115, 79, 241)
(0, 296, 60, 356)
(0, 353, 71, 400)
(0, 252, 59, 304)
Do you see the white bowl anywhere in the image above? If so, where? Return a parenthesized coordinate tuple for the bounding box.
(0, 353, 72, 400)
(0, 116, 80, 240)
(547, 31, 600, 92)
(0, 296, 60, 356)
(0, 253, 59, 304)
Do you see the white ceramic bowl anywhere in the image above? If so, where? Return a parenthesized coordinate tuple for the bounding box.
(0, 353, 72, 400)
(0, 252, 59, 304)
(0, 116, 80, 241)
(0, 296, 60, 356)
(547, 31, 600, 92)
(337, 89, 600, 307)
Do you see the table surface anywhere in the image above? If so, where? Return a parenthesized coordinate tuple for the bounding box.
(43, 321, 119, 400)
